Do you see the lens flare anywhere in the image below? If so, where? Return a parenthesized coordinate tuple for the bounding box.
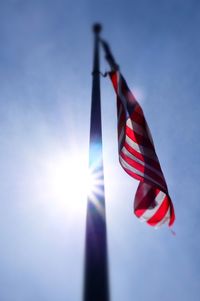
(38, 151, 104, 216)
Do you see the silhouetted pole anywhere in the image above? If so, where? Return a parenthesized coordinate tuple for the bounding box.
(83, 24, 110, 301)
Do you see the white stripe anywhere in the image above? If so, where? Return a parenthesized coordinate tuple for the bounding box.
(139, 191, 166, 221)
(119, 155, 165, 189)
(125, 135, 158, 162)
(121, 146, 163, 177)
(126, 118, 148, 139)
(154, 207, 170, 228)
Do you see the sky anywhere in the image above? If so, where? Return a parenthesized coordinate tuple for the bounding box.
(0, 0, 200, 300)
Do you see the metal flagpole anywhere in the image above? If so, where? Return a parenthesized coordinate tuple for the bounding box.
(83, 24, 110, 301)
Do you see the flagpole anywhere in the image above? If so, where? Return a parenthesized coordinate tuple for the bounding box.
(83, 24, 110, 301)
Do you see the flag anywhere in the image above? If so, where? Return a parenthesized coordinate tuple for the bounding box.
(109, 70, 175, 227)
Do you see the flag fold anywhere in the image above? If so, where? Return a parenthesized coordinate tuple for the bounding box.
(109, 70, 175, 227)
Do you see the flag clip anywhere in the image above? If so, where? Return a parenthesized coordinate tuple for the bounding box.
(92, 71, 108, 77)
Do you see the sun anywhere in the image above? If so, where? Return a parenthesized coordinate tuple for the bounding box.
(39, 150, 104, 216)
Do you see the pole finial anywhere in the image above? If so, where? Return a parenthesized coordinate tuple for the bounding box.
(93, 23, 102, 35)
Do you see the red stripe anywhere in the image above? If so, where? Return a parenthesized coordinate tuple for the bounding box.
(125, 124, 154, 149)
(134, 187, 160, 217)
(120, 151, 166, 189)
(125, 129, 159, 166)
(124, 142, 161, 170)
(147, 196, 169, 226)
(109, 72, 118, 93)
(130, 109, 146, 127)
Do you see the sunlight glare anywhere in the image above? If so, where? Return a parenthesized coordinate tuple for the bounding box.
(42, 151, 103, 215)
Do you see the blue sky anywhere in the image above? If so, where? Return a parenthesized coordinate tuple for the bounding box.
(0, 0, 200, 300)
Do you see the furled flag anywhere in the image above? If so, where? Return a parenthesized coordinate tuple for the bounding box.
(101, 40, 175, 227)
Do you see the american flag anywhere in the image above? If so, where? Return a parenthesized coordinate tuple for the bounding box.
(109, 71, 175, 227)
